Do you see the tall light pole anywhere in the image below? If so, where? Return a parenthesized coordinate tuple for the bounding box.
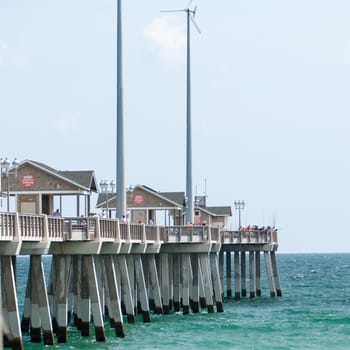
(116, 0, 126, 219)
(1, 158, 19, 212)
(234, 200, 245, 229)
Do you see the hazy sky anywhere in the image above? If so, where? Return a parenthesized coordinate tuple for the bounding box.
(1, 1, 350, 253)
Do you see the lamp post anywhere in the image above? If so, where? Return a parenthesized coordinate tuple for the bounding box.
(234, 200, 245, 229)
(1, 158, 19, 212)
(99, 180, 115, 218)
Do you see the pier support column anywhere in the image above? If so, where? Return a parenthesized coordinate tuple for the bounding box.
(198, 263, 206, 309)
(241, 252, 247, 297)
(134, 254, 151, 322)
(270, 251, 282, 296)
(249, 251, 255, 298)
(55, 255, 70, 343)
(255, 251, 261, 296)
(226, 252, 232, 298)
(47, 255, 57, 333)
(234, 251, 240, 299)
(199, 254, 214, 313)
(160, 254, 171, 314)
(80, 257, 91, 337)
(181, 253, 191, 314)
(1, 256, 23, 350)
(264, 252, 276, 297)
(210, 253, 224, 312)
(83, 255, 105, 341)
(21, 269, 31, 333)
(30, 255, 54, 345)
(74, 256, 82, 330)
(103, 255, 125, 338)
(94, 256, 105, 318)
(218, 251, 224, 299)
(190, 254, 199, 313)
(147, 255, 163, 314)
(126, 255, 137, 314)
(172, 254, 181, 312)
(116, 255, 136, 323)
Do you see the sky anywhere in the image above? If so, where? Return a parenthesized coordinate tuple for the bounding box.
(1, 0, 350, 253)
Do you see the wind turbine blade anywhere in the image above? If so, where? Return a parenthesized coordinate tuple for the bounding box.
(160, 9, 186, 13)
(186, 0, 194, 9)
(193, 5, 198, 17)
(190, 15, 201, 34)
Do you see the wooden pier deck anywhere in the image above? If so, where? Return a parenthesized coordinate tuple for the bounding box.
(0, 212, 281, 349)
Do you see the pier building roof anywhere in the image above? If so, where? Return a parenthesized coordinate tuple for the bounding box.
(1, 159, 98, 216)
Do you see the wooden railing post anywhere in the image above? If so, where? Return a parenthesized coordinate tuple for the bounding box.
(43, 214, 49, 242)
(142, 224, 146, 243)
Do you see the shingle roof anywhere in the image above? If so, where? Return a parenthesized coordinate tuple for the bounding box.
(204, 206, 232, 216)
(24, 160, 98, 192)
(60, 171, 97, 191)
(159, 192, 185, 206)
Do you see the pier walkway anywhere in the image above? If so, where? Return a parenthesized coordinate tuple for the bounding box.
(0, 212, 281, 349)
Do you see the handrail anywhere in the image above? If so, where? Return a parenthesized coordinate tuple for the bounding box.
(221, 229, 278, 244)
(162, 225, 215, 243)
(0, 212, 278, 246)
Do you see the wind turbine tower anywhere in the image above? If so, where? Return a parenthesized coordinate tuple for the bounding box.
(116, 0, 126, 219)
(162, 1, 201, 224)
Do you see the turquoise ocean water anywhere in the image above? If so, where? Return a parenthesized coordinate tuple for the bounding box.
(16, 253, 350, 349)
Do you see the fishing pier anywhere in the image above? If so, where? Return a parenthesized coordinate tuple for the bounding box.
(0, 212, 281, 349)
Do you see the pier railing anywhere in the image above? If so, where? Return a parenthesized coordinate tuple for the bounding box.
(221, 228, 278, 244)
(0, 212, 278, 245)
(162, 225, 220, 243)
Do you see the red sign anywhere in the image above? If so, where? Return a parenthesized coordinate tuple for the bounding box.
(21, 174, 35, 188)
(134, 194, 144, 205)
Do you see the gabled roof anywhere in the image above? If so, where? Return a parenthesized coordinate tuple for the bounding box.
(204, 206, 232, 217)
(160, 192, 185, 207)
(21, 160, 98, 192)
(96, 185, 185, 209)
(60, 171, 98, 191)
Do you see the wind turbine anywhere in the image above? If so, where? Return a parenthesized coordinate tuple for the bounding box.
(161, 1, 201, 224)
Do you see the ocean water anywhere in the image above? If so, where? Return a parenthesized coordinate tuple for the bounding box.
(15, 253, 350, 349)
